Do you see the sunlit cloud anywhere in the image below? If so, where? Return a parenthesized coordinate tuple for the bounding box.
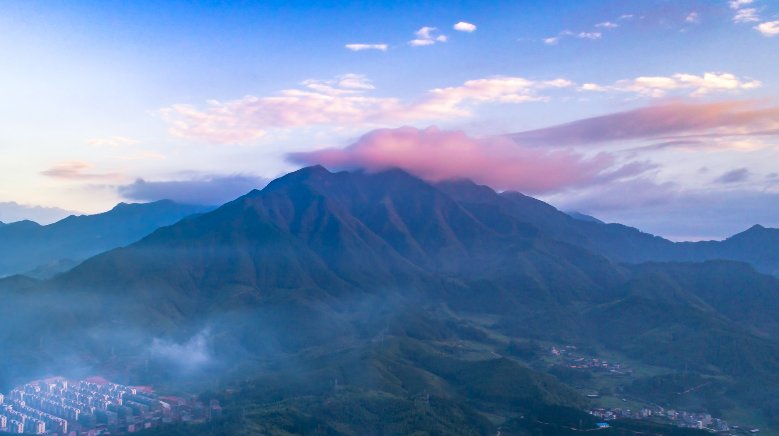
(345, 43, 388, 52)
(511, 100, 779, 147)
(40, 161, 120, 181)
(581, 72, 761, 97)
(595, 21, 619, 29)
(453, 21, 477, 32)
(159, 74, 573, 144)
(756, 20, 779, 36)
(289, 126, 653, 194)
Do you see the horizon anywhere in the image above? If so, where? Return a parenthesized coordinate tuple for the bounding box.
(0, 163, 772, 243)
(2, 0, 778, 240)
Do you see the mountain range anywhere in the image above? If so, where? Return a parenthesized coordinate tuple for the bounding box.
(0, 200, 212, 278)
(1, 166, 778, 434)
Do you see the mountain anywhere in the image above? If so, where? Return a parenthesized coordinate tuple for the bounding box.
(0, 200, 213, 278)
(438, 178, 779, 276)
(2, 167, 779, 432)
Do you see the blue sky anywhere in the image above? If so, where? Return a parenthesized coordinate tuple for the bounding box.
(1, 0, 778, 240)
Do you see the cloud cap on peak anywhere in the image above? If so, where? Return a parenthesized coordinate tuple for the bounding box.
(289, 126, 651, 194)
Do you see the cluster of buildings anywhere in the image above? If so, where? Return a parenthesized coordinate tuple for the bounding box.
(588, 407, 732, 432)
(0, 378, 221, 435)
(550, 346, 631, 375)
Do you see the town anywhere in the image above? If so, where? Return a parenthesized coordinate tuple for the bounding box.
(0, 377, 220, 434)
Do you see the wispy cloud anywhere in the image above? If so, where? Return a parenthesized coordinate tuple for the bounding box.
(685, 12, 700, 24)
(345, 43, 388, 52)
(40, 161, 120, 181)
(544, 30, 602, 45)
(595, 21, 619, 29)
(87, 136, 140, 147)
(453, 21, 477, 32)
(409, 26, 447, 46)
(734, 8, 760, 23)
(511, 100, 779, 147)
(289, 126, 653, 194)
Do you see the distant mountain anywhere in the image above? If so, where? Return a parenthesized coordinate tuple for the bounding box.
(2, 167, 779, 432)
(0, 200, 213, 278)
(439, 178, 779, 276)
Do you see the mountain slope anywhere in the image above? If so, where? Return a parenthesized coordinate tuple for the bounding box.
(0, 200, 213, 278)
(438, 178, 779, 276)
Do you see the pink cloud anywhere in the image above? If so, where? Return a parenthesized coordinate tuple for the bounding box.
(40, 161, 120, 181)
(289, 126, 652, 194)
(512, 100, 779, 146)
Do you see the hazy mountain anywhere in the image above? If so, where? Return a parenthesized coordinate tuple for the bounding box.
(2, 167, 779, 432)
(439, 178, 779, 276)
(0, 200, 213, 278)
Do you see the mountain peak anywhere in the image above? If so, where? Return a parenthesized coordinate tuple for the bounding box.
(435, 178, 499, 204)
(263, 165, 334, 191)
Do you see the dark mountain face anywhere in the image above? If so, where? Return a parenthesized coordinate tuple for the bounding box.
(0, 200, 213, 278)
(2, 166, 779, 432)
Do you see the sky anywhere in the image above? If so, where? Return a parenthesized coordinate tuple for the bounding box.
(1, 0, 778, 240)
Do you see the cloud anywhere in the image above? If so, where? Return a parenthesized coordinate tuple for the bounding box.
(580, 72, 761, 97)
(159, 74, 572, 144)
(685, 12, 700, 24)
(117, 174, 268, 205)
(0, 202, 74, 225)
(409, 26, 447, 46)
(734, 8, 760, 23)
(87, 136, 139, 147)
(715, 168, 751, 184)
(40, 161, 120, 181)
(729, 0, 753, 7)
(595, 21, 619, 28)
(511, 100, 779, 146)
(550, 181, 779, 241)
(345, 43, 388, 52)
(728, 0, 760, 24)
(577, 31, 602, 40)
(755, 20, 779, 36)
(289, 126, 652, 194)
(453, 21, 477, 32)
(159, 72, 762, 145)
